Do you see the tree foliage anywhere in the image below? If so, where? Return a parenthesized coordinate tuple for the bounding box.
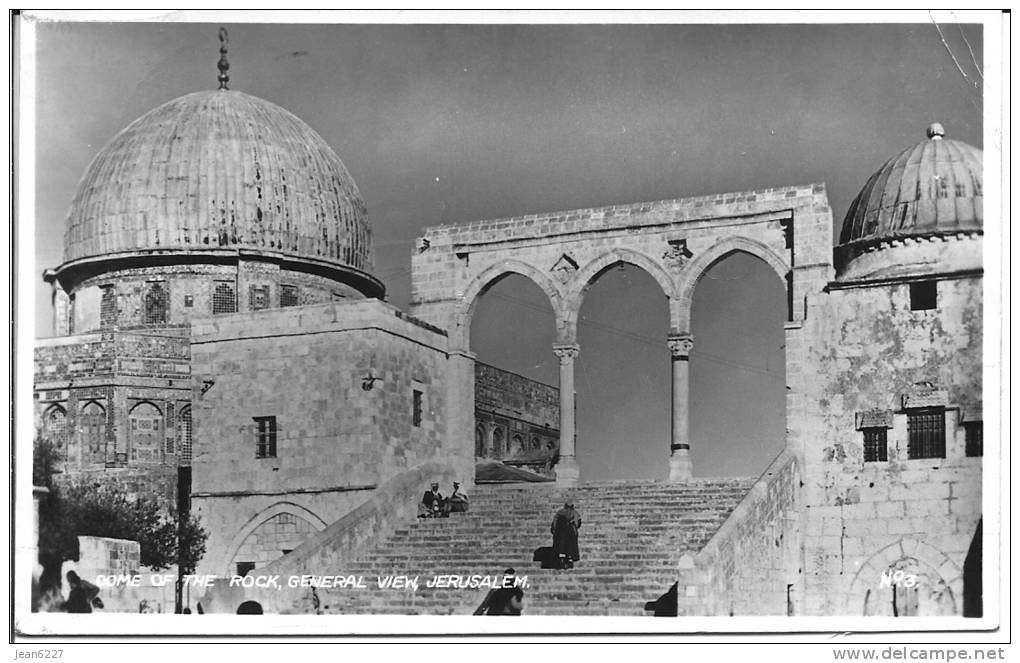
(33, 437, 208, 579)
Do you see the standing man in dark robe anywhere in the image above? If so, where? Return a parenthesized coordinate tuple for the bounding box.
(551, 502, 582, 569)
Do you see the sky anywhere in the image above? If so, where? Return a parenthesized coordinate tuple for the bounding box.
(27, 14, 986, 480)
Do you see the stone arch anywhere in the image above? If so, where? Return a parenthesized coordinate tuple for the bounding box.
(492, 426, 505, 458)
(128, 400, 162, 464)
(222, 502, 328, 576)
(42, 404, 67, 444)
(475, 424, 486, 457)
(79, 400, 106, 465)
(563, 248, 679, 342)
(675, 236, 792, 332)
(177, 405, 193, 464)
(848, 538, 963, 616)
(455, 259, 564, 350)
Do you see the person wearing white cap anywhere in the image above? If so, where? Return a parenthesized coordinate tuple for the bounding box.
(448, 480, 470, 513)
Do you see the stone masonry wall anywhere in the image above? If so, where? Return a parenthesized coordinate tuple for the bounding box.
(677, 450, 802, 616)
(793, 270, 982, 616)
(189, 299, 467, 576)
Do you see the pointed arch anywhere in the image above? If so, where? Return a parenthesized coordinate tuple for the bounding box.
(42, 404, 70, 465)
(563, 248, 679, 343)
(675, 236, 792, 331)
(847, 538, 964, 616)
(454, 259, 564, 349)
(79, 400, 107, 464)
(221, 502, 328, 576)
(128, 400, 163, 464)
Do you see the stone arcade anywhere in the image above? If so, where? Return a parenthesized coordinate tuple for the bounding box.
(34, 40, 983, 617)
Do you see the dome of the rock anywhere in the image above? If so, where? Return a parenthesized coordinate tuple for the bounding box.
(62, 89, 373, 278)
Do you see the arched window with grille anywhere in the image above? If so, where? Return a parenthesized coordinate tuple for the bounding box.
(178, 406, 193, 465)
(144, 282, 168, 324)
(79, 401, 106, 464)
(213, 281, 237, 314)
(43, 405, 69, 464)
(129, 402, 162, 463)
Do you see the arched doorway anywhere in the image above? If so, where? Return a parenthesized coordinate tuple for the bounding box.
(689, 252, 786, 477)
(469, 272, 559, 480)
(575, 263, 670, 481)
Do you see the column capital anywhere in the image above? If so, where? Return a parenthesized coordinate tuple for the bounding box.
(552, 343, 580, 362)
(667, 333, 694, 359)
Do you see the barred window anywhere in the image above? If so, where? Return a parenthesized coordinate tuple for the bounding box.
(250, 285, 269, 311)
(43, 405, 68, 455)
(213, 282, 236, 314)
(280, 284, 299, 307)
(863, 427, 888, 462)
(144, 282, 168, 324)
(100, 285, 117, 328)
(178, 407, 193, 464)
(254, 416, 277, 459)
(907, 408, 946, 459)
(412, 389, 423, 427)
(965, 422, 983, 457)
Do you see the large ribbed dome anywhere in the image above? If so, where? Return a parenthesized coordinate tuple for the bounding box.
(838, 123, 982, 248)
(63, 89, 372, 274)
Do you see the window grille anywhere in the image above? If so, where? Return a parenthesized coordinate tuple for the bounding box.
(280, 284, 299, 307)
(965, 422, 983, 457)
(144, 282, 168, 324)
(213, 282, 236, 314)
(179, 407, 193, 464)
(412, 390, 423, 427)
(907, 408, 946, 459)
(863, 428, 888, 462)
(254, 416, 277, 458)
(44, 405, 67, 452)
(100, 285, 117, 328)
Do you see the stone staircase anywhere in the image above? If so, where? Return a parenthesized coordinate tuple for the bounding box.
(313, 478, 753, 616)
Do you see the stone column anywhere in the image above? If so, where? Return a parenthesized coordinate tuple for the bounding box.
(667, 333, 694, 481)
(553, 343, 580, 486)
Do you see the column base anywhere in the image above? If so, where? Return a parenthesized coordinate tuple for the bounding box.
(667, 448, 693, 482)
(554, 457, 580, 486)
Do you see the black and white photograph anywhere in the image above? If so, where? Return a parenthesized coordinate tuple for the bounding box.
(10, 9, 1008, 648)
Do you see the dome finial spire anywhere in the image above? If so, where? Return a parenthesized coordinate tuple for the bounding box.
(217, 27, 230, 90)
(926, 122, 945, 140)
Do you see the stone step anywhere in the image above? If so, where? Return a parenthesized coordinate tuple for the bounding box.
(317, 479, 751, 616)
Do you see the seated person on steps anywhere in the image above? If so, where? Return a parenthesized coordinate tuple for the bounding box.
(417, 481, 447, 518)
(447, 480, 469, 513)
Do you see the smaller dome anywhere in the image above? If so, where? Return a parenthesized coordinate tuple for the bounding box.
(839, 125, 982, 248)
